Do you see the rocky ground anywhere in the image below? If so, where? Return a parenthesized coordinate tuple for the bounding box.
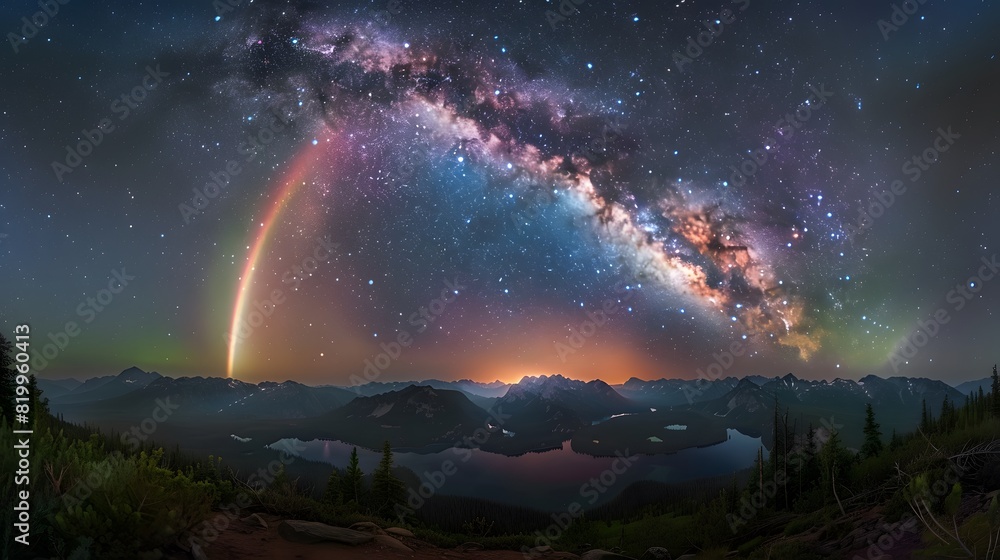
(183, 513, 679, 560)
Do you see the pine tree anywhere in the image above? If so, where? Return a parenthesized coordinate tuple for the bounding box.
(888, 429, 902, 451)
(0, 332, 15, 425)
(920, 398, 930, 433)
(992, 364, 1000, 417)
(371, 441, 405, 516)
(342, 447, 364, 507)
(28, 374, 49, 429)
(770, 397, 779, 486)
(861, 403, 883, 459)
(323, 468, 343, 506)
(820, 429, 850, 508)
(941, 395, 955, 433)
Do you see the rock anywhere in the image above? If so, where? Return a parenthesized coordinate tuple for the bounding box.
(457, 542, 485, 552)
(374, 534, 414, 553)
(190, 542, 209, 560)
(349, 521, 387, 536)
(674, 555, 697, 560)
(277, 520, 374, 545)
(580, 550, 636, 560)
(639, 547, 671, 560)
(386, 527, 415, 538)
(531, 545, 554, 555)
(241, 513, 268, 529)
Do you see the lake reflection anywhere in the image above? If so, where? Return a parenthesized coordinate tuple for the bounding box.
(270, 428, 763, 511)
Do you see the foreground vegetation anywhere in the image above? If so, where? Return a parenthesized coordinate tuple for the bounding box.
(2, 325, 999, 558)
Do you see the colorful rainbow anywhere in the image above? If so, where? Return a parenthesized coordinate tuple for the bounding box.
(226, 145, 322, 378)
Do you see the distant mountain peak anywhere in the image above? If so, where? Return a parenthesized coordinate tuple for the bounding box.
(117, 366, 160, 382)
(735, 377, 760, 390)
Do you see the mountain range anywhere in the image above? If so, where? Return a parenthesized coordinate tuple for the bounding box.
(38, 367, 978, 456)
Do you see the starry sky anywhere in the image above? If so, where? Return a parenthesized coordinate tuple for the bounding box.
(2, 0, 998, 385)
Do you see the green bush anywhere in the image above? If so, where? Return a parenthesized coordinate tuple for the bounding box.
(53, 449, 215, 558)
(782, 512, 817, 536)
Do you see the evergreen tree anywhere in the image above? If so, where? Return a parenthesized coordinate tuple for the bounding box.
(992, 364, 1000, 417)
(805, 423, 816, 456)
(861, 403, 883, 459)
(371, 441, 405, 516)
(271, 462, 291, 492)
(769, 397, 780, 491)
(920, 398, 930, 433)
(323, 468, 343, 506)
(819, 429, 851, 507)
(28, 374, 49, 429)
(341, 447, 365, 507)
(888, 429, 902, 451)
(0, 331, 15, 425)
(940, 395, 955, 433)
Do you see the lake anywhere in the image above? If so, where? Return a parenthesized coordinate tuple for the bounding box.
(270, 428, 764, 511)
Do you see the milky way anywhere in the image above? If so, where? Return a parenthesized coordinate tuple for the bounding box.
(219, 2, 829, 377)
(2, 0, 997, 383)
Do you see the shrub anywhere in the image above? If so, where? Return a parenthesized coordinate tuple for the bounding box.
(52, 449, 215, 558)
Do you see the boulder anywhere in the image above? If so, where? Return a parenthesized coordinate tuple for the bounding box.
(374, 534, 414, 553)
(190, 542, 209, 560)
(639, 547, 671, 560)
(386, 527, 415, 538)
(580, 550, 636, 560)
(277, 520, 374, 545)
(349, 521, 387, 536)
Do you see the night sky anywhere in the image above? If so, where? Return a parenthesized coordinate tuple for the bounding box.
(2, 0, 998, 385)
